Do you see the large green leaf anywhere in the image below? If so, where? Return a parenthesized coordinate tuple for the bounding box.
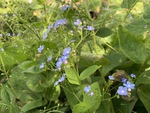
(73, 82, 101, 113)
(125, 18, 148, 35)
(137, 84, 150, 113)
(73, 102, 90, 113)
(136, 70, 150, 86)
(96, 27, 113, 38)
(143, 5, 150, 23)
(63, 85, 80, 109)
(1, 86, 11, 105)
(21, 99, 47, 112)
(121, 0, 138, 9)
(83, 82, 101, 112)
(0, 46, 28, 68)
(101, 52, 127, 76)
(79, 52, 109, 71)
(112, 95, 138, 113)
(26, 74, 46, 92)
(118, 25, 150, 64)
(80, 65, 100, 80)
(65, 68, 80, 85)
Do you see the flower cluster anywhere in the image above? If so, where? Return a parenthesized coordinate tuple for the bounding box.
(84, 86, 94, 96)
(54, 18, 67, 30)
(109, 73, 136, 96)
(42, 19, 66, 40)
(54, 74, 66, 86)
(42, 24, 53, 40)
(56, 47, 71, 70)
(117, 81, 135, 96)
(74, 19, 94, 31)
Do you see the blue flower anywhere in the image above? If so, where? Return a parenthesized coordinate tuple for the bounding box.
(58, 74, 66, 82)
(121, 78, 127, 83)
(38, 45, 44, 53)
(54, 81, 59, 86)
(117, 86, 128, 96)
(0, 34, 2, 37)
(108, 75, 114, 80)
(47, 56, 52, 62)
(86, 26, 94, 31)
(39, 62, 45, 69)
(74, 19, 81, 26)
(84, 86, 91, 93)
(47, 24, 53, 33)
(54, 74, 66, 86)
(130, 74, 136, 78)
(123, 81, 135, 91)
(63, 47, 71, 56)
(54, 19, 66, 30)
(43, 32, 47, 40)
(56, 47, 71, 69)
(62, 5, 67, 11)
(8, 33, 11, 36)
(56, 58, 63, 69)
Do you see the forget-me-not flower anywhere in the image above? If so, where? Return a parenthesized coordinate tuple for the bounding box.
(117, 86, 128, 96)
(108, 75, 114, 80)
(62, 5, 67, 11)
(54, 74, 66, 86)
(130, 74, 136, 78)
(123, 81, 135, 91)
(84, 86, 91, 93)
(39, 62, 45, 69)
(86, 26, 94, 31)
(56, 47, 71, 69)
(74, 19, 81, 26)
(121, 78, 127, 83)
(38, 45, 44, 53)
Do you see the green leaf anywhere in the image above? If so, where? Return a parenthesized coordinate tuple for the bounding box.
(118, 25, 150, 64)
(112, 95, 138, 113)
(137, 84, 150, 113)
(21, 99, 47, 112)
(63, 85, 80, 109)
(121, 0, 137, 9)
(17, 61, 34, 70)
(22, 65, 43, 74)
(125, 18, 148, 35)
(0, 46, 28, 68)
(97, 93, 112, 113)
(143, 5, 150, 23)
(136, 70, 150, 86)
(1, 86, 11, 105)
(101, 52, 127, 76)
(73, 82, 101, 113)
(65, 68, 80, 85)
(79, 52, 109, 71)
(83, 82, 101, 112)
(73, 102, 90, 113)
(80, 65, 100, 80)
(96, 27, 113, 38)
(26, 74, 46, 92)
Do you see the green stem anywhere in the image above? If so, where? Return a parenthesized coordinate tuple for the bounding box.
(124, 0, 139, 21)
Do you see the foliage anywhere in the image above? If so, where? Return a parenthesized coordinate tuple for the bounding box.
(0, 0, 150, 113)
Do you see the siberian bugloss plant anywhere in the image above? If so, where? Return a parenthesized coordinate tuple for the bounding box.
(0, 0, 150, 113)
